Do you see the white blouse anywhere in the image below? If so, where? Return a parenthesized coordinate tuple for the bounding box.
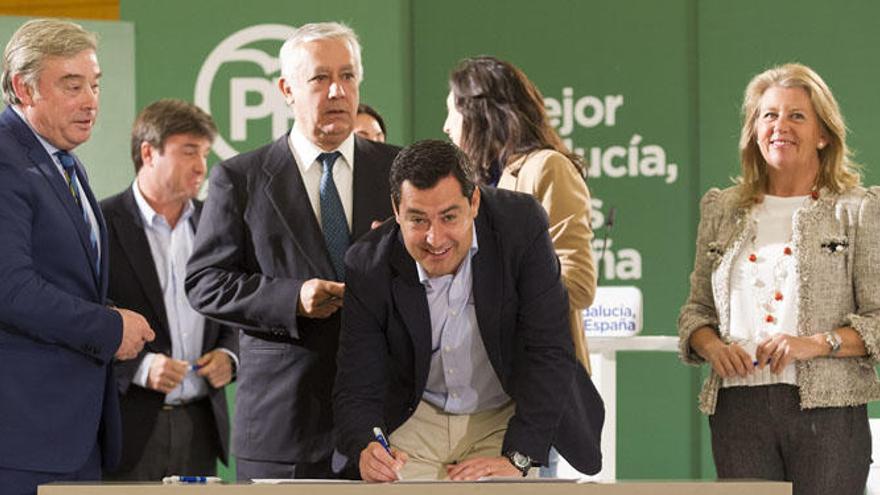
(724, 195, 808, 388)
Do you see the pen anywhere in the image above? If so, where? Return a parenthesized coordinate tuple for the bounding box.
(162, 475, 222, 484)
(373, 427, 393, 455)
(372, 427, 403, 480)
(190, 364, 202, 372)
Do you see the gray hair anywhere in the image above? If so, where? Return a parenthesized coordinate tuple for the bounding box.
(2, 18, 98, 106)
(279, 22, 363, 82)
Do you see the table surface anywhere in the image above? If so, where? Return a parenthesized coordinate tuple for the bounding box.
(40, 479, 791, 495)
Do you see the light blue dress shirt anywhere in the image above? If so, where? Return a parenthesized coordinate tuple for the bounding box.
(130, 182, 236, 404)
(418, 224, 510, 414)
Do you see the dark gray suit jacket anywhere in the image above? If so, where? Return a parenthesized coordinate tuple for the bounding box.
(333, 187, 604, 476)
(186, 133, 398, 463)
(100, 189, 237, 472)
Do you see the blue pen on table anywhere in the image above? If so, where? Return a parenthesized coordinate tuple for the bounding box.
(373, 427, 403, 480)
(162, 475, 221, 484)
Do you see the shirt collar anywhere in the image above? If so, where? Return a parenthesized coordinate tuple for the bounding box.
(289, 126, 355, 173)
(131, 180, 194, 228)
(416, 221, 480, 286)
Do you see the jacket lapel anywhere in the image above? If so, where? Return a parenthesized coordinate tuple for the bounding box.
(262, 135, 336, 279)
(115, 189, 169, 331)
(74, 157, 105, 291)
(351, 136, 391, 239)
(389, 232, 432, 393)
(4, 108, 102, 292)
(470, 205, 504, 371)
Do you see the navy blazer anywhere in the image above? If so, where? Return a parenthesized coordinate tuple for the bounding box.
(100, 188, 238, 471)
(186, 133, 398, 464)
(333, 186, 604, 476)
(0, 106, 122, 472)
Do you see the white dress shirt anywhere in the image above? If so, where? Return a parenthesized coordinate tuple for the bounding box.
(288, 127, 355, 230)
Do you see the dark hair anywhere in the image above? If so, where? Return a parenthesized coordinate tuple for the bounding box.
(448, 56, 584, 183)
(390, 140, 476, 208)
(131, 99, 217, 173)
(357, 103, 386, 135)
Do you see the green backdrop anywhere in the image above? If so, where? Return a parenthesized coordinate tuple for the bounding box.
(114, 0, 880, 481)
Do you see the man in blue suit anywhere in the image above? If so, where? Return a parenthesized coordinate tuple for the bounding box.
(0, 19, 155, 495)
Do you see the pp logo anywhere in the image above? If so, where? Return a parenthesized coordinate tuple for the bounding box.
(195, 24, 297, 160)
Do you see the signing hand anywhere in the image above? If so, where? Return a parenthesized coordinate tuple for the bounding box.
(359, 441, 407, 482)
(446, 456, 521, 480)
(756, 333, 826, 374)
(196, 349, 234, 388)
(297, 278, 344, 319)
(114, 308, 156, 360)
(147, 354, 188, 394)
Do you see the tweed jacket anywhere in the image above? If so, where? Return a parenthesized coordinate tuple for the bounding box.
(498, 149, 596, 370)
(678, 185, 880, 415)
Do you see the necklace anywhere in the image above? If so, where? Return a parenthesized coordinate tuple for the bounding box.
(745, 191, 816, 341)
(747, 242, 794, 340)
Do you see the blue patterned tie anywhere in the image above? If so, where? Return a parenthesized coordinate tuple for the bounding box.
(56, 150, 100, 275)
(318, 152, 350, 280)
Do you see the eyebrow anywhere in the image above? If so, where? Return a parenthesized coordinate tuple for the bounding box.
(405, 205, 461, 216)
(312, 64, 355, 74)
(60, 72, 102, 82)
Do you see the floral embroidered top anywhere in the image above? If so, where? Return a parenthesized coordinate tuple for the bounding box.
(678, 185, 880, 415)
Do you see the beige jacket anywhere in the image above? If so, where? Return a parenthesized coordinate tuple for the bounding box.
(678, 185, 880, 414)
(498, 149, 596, 371)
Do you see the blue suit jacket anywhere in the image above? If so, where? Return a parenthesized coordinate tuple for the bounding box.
(0, 106, 122, 473)
(333, 187, 604, 477)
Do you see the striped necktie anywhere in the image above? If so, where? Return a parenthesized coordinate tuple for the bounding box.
(55, 150, 100, 274)
(318, 151, 350, 280)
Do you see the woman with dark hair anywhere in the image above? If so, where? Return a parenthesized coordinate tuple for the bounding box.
(678, 63, 880, 494)
(444, 56, 596, 374)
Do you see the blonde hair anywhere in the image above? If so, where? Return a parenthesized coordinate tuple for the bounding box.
(2, 18, 97, 106)
(736, 63, 860, 206)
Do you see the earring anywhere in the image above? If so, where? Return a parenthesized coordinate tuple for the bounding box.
(818, 141, 826, 150)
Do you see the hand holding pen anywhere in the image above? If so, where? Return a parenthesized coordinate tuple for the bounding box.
(359, 427, 407, 482)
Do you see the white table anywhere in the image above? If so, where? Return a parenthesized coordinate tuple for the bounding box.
(557, 335, 680, 481)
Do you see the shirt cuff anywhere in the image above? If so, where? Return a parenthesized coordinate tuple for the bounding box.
(217, 347, 239, 375)
(133, 352, 158, 388)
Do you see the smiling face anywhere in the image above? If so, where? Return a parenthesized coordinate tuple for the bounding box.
(394, 174, 480, 278)
(755, 85, 827, 176)
(279, 37, 359, 151)
(14, 49, 100, 150)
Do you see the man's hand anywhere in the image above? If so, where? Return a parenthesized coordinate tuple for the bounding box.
(147, 354, 187, 394)
(114, 308, 155, 360)
(359, 441, 408, 482)
(446, 456, 521, 480)
(196, 349, 234, 388)
(297, 279, 344, 319)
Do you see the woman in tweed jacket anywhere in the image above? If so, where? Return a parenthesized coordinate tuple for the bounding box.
(679, 63, 880, 495)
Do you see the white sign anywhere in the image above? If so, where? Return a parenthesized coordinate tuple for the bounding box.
(583, 286, 642, 337)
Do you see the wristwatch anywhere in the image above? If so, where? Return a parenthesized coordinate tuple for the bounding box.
(504, 450, 532, 477)
(824, 331, 842, 356)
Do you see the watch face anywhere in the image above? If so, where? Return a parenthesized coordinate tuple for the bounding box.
(512, 452, 530, 468)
